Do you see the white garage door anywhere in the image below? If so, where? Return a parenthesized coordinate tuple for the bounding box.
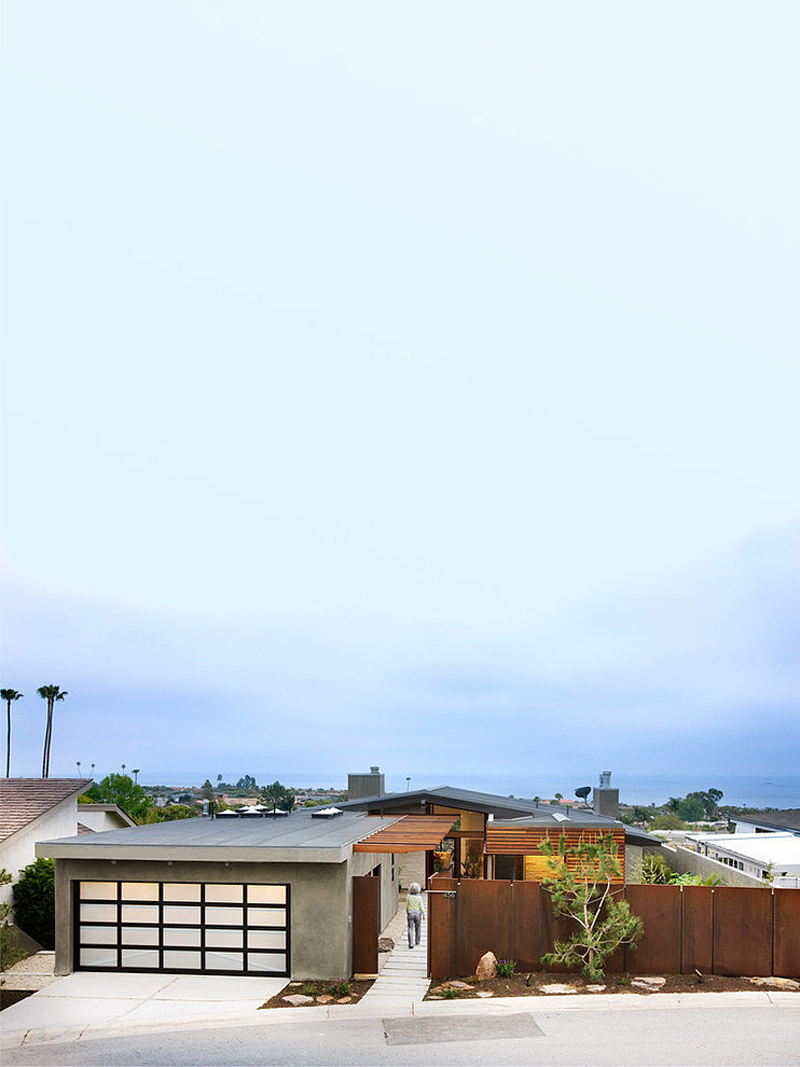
(75, 881, 289, 975)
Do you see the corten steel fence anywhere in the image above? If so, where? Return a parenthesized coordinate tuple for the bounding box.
(427, 879, 800, 980)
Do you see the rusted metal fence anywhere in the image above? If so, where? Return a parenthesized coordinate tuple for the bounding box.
(427, 879, 800, 979)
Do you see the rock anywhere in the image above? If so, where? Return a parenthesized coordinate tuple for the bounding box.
(336, 996, 352, 1003)
(631, 976, 666, 991)
(378, 937, 395, 952)
(749, 976, 800, 990)
(288, 981, 302, 987)
(315, 994, 333, 1003)
(427, 995, 443, 1000)
(541, 983, 576, 994)
(448, 981, 473, 989)
(475, 951, 498, 980)
(585, 984, 606, 993)
(475, 990, 494, 998)
(282, 994, 314, 1006)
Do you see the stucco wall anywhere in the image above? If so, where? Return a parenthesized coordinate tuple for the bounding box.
(0, 798, 79, 914)
(54, 853, 399, 980)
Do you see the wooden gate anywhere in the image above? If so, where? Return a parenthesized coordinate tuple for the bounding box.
(351, 876, 379, 975)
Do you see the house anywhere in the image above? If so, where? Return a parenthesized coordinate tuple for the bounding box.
(0, 778, 94, 913)
(36, 807, 455, 980)
(77, 803, 137, 834)
(685, 830, 800, 887)
(338, 783, 657, 881)
(730, 810, 800, 836)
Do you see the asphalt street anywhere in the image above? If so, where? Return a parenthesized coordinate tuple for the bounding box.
(4, 1003, 799, 1066)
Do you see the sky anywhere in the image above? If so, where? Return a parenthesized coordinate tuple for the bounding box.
(1, 2, 798, 796)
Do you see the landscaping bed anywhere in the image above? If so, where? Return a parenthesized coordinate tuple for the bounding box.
(261, 978, 375, 1008)
(425, 972, 799, 1000)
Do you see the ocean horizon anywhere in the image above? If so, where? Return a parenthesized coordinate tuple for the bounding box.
(138, 771, 800, 810)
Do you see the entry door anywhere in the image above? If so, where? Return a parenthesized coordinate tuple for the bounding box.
(75, 880, 289, 975)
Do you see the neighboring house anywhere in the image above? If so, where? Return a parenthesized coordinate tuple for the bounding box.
(36, 807, 454, 980)
(730, 810, 800, 836)
(685, 830, 800, 887)
(0, 778, 94, 913)
(338, 784, 658, 881)
(77, 803, 137, 834)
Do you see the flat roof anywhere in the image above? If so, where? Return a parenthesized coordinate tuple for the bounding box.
(37, 810, 401, 865)
(688, 831, 800, 866)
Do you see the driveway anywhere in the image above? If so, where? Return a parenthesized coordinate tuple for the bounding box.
(0, 970, 287, 1047)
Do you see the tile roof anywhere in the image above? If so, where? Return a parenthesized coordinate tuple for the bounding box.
(0, 778, 93, 843)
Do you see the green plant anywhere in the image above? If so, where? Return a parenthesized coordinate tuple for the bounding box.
(302, 981, 317, 997)
(440, 984, 460, 998)
(327, 979, 351, 998)
(461, 840, 483, 879)
(618, 973, 631, 985)
(539, 832, 644, 983)
(1, 868, 25, 972)
(639, 853, 672, 884)
(495, 958, 516, 977)
(12, 858, 55, 949)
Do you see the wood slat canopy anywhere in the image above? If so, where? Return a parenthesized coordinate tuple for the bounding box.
(353, 815, 456, 853)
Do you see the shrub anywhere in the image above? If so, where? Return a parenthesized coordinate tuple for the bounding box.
(495, 958, 516, 977)
(440, 985, 460, 998)
(327, 979, 351, 998)
(638, 853, 672, 884)
(12, 858, 55, 949)
(1, 868, 24, 971)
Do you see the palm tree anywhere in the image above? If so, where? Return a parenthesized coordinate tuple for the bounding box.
(37, 685, 68, 778)
(1, 689, 23, 777)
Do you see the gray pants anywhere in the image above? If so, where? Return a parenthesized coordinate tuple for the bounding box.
(407, 910, 422, 947)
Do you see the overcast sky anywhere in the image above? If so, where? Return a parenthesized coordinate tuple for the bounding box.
(2, 2, 798, 794)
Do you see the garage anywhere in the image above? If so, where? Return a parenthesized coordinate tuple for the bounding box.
(75, 879, 289, 975)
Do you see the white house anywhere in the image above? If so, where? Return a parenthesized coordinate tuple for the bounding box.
(685, 830, 800, 887)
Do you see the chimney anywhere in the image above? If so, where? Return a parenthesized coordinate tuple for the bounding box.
(347, 766, 385, 800)
(593, 770, 619, 819)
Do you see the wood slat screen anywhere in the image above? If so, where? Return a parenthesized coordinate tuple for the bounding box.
(485, 827, 626, 882)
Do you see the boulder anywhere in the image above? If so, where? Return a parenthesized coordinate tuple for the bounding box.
(748, 976, 800, 991)
(378, 937, 395, 952)
(282, 994, 314, 1006)
(475, 951, 498, 980)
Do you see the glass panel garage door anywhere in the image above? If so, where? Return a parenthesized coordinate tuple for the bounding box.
(75, 882, 289, 975)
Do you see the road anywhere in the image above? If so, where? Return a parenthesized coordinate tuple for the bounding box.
(4, 1003, 799, 1066)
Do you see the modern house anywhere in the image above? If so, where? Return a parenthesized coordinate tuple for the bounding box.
(338, 783, 657, 882)
(77, 803, 137, 834)
(685, 830, 800, 887)
(36, 807, 456, 980)
(730, 810, 800, 837)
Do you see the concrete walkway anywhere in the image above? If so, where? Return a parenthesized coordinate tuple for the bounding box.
(359, 896, 430, 1011)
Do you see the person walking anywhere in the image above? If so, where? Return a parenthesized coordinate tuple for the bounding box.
(406, 882, 425, 948)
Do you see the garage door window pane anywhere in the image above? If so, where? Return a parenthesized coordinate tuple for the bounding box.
(247, 929, 286, 950)
(205, 951, 243, 970)
(248, 952, 286, 972)
(163, 905, 201, 924)
(163, 950, 201, 970)
(205, 928, 243, 949)
(80, 926, 118, 945)
(204, 906, 242, 926)
(205, 885, 242, 904)
(163, 883, 201, 902)
(122, 882, 159, 901)
(80, 948, 118, 967)
(122, 949, 160, 968)
(121, 927, 159, 946)
(163, 927, 201, 947)
(121, 904, 159, 924)
(247, 907, 285, 926)
(80, 881, 117, 900)
(80, 903, 117, 923)
(248, 886, 286, 905)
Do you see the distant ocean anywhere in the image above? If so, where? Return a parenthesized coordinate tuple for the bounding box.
(142, 771, 800, 809)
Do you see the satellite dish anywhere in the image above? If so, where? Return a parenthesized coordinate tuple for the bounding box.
(575, 786, 591, 802)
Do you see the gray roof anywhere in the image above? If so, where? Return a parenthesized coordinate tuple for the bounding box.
(339, 786, 660, 846)
(37, 809, 401, 864)
(731, 810, 800, 834)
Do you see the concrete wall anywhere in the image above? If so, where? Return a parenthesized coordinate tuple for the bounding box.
(665, 844, 764, 887)
(0, 797, 79, 913)
(55, 853, 398, 981)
